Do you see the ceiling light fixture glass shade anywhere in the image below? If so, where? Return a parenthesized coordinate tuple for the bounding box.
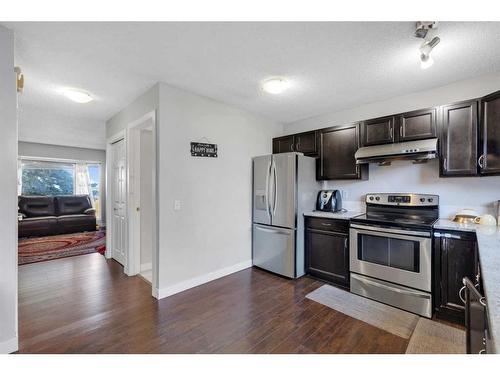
(62, 89, 93, 103)
(262, 78, 291, 94)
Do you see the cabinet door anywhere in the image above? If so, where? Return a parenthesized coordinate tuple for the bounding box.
(360, 116, 396, 146)
(317, 123, 367, 180)
(272, 136, 294, 154)
(480, 90, 500, 175)
(294, 131, 318, 156)
(439, 100, 479, 177)
(434, 232, 478, 324)
(305, 229, 349, 288)
(398, 107, 437, 142)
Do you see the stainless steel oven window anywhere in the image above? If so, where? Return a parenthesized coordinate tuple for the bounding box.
(350, 224, 432, 292)
(357, 233, 420, 273)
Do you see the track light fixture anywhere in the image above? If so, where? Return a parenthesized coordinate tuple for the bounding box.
(415, 22, 440, 69)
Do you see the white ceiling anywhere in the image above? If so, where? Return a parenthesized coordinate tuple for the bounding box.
(5, 22, 500, 124)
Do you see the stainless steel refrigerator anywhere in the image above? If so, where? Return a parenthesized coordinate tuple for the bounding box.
(252, 152, 319, 278)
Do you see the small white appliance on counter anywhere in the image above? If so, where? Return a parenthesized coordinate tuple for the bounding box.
(252, 152, 319, 278)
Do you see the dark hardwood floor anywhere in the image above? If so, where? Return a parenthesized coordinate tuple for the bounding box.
(18, 253, 409, 353)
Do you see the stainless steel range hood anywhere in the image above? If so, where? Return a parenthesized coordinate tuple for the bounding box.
(355, 138, 438, 165)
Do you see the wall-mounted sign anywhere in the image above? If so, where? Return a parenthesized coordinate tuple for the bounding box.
(191, 142, 218, 158)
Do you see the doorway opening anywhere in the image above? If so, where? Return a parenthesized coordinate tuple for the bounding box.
(106, 111, 158, 296)
(137, 128, 154, 282)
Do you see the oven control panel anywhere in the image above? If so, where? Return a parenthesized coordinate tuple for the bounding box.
(365, 193, 439, 206)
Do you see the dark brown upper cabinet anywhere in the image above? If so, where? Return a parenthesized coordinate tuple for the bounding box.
(273, 131, 318, 157)
(479, 90, 500, 175)
(294, 131, 318, 156)
(360, 116, 396, 147)
(361, 109, 437, 147)
(398, 107, 437, 142)
(439, 100, 479, 177)
(317, 123, 368, 180)
(272, 135, 294, 154)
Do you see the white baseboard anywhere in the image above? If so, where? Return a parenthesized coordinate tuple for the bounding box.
(0, 336, 18, 354)
(140, 262, 152, 272)
(155, 260, 252, 300)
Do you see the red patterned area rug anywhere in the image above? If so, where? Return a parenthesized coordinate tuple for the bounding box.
(19, 230, 106, 265)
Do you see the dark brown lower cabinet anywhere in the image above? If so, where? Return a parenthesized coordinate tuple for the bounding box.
(305, 217, 349, 288)
(433, 230, 479, 324)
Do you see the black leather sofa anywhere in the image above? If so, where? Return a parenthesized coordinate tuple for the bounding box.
(18, 195, 97, 238)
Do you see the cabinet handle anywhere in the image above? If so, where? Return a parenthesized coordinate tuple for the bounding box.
(399, 126, 403, 139)
(480, 297, 487, 307)
(344, 237, 348, 249)
(296, 137, 301, 151)
(443, 157, 447, 170)
(478, 154, 485, 169)
(321, 222, 332, 227)
(479, 349, 486, 354)
(459, 285, 466, 304)
(391, 124, 395, 140)
(290, 143, 295, 152)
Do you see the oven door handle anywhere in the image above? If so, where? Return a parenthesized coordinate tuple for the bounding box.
(350, 223, 431, 238)
(351, 273, 431, 299)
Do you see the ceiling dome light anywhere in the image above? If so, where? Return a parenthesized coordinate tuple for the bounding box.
(262, 78, 291, 94)
(62, 89, 93, 103)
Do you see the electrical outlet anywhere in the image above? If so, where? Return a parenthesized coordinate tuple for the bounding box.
(173, 200, 181, 211)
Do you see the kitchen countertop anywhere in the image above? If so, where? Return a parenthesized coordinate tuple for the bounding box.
(303, 210, 364, 220)
(434, 218, 500, 353)
(433, 218, 479, 233)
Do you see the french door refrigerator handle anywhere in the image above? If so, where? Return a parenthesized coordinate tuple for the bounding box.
(265, 159, 271, 219)
(272, 160, 278, 217)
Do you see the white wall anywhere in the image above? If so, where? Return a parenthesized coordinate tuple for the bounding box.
(140, 129, 153, 268)
(18, 104, 106, 150)
(106, 82, 282, 297)
(286, 72, 500, 134)
(106, 84, 159, 139)
(286, 72, 500, 218)
(156, 83, 282, 297)
(0, 25, 18, 354)
(18, 141, 106, 162)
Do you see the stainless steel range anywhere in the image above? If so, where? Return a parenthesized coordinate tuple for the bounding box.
(349, 193, 439, 318)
